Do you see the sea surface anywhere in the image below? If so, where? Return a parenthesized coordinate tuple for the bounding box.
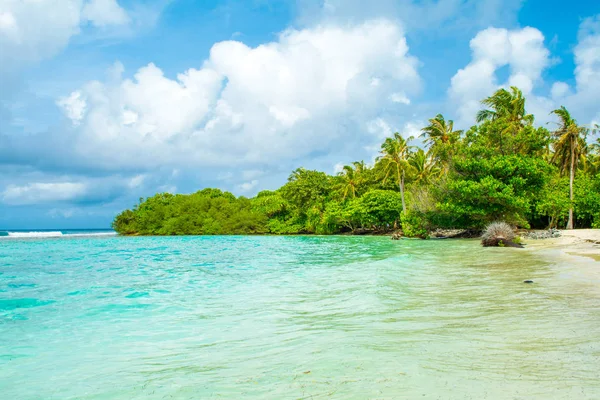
(1, 235, 599, 399)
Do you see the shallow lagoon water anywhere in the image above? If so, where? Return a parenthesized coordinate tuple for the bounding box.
(1, 235, 599, 399)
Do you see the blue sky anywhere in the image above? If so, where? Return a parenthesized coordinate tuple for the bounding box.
(0, 0, 599, 229)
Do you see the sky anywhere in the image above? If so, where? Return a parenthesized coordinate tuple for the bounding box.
(0, 0, 599, 229)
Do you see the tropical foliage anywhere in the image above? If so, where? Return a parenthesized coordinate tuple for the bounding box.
(113, 87, 600, 236)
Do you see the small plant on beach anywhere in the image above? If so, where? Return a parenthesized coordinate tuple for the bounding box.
(481, 222, 517, 247)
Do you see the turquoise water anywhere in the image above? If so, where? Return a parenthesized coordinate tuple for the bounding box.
(1, 235, 599, 399)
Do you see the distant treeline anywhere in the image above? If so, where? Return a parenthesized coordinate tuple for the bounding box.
(113, 87, 600, 237)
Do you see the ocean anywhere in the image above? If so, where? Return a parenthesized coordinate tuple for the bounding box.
(0, 229, 117, 238)
(1, 235, 599, 399)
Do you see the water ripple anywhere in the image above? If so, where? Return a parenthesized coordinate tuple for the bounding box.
(0, 236, 598, 399)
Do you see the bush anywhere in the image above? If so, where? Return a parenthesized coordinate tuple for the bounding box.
(401, 211, 430, 239)
(481, 221, 516, 247)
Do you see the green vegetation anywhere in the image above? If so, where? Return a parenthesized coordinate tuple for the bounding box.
(113, 87, 600, 236)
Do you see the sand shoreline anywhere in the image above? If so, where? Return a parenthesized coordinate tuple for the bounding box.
(524, 229, 600, 261)
(523, 229, 600, 289)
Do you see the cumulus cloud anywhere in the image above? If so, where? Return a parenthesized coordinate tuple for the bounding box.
(449, 26, 550, 126)
(0, 0, 129, 73)
(54, 19, 420, 171)
(0, 0, 82, 71)
(127, 174, 145, 188)
(0, 171, 161, 207)
(57, 91, 87, 125)
(1, 182, 87, 205)
(82, 0, 129, 27)
(551, 15, 600, 126)
(238, 180, 258, 192)
(450, 17, 600, 128)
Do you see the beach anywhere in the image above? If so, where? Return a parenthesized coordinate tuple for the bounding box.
(525, 229, 600, 266)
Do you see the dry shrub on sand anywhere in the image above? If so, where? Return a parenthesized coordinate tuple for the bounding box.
(481, 222, 517, 247)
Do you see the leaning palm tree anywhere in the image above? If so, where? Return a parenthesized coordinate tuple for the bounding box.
(377, 133, 413, 213)
(550, 106, 589, 229)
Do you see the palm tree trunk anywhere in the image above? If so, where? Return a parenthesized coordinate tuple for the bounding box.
(399, 169, 406, 213)
(566, 136, 575, 230)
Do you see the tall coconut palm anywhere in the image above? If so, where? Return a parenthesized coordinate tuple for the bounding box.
(421, 114, 462, 147)
(550, 106, 588, 229)
(352, 160, 367, 174)
(409, 148, 441, 185)
(337, 161, 370, 200)
(476, 86, 535, 155)
(377, 133, 413, 213)
(420, 114, 462, 172)
(587, 136, 600, 175)
(476, 86, 534, 128)
(338, 164, 360, 200)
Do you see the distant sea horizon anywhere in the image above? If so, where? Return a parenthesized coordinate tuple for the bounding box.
(0, 228, 116, 238)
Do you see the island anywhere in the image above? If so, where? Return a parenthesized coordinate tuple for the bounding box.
(112, 87, 600, 238)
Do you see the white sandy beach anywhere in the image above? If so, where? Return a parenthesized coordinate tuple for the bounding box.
(524, 229, 600, 295)
(526, 229, 600, 261)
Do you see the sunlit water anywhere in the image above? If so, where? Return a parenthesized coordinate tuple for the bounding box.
(1, 235, 599, 399)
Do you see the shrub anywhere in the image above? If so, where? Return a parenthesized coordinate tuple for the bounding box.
(401, 211, 430, 239)
(481, 221, 515, 247)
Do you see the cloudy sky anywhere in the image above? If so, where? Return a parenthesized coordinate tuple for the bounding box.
(0, 0, 599, 229)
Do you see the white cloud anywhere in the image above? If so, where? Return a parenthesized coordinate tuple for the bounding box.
(551, 82, 570, 100)
(333, 162, 344, 174)
(554, 14, 600, 126)
(449, 26, 550, 125)
(57, 19, 420, 170)
(449, 17, 600, 129)
(389, 92, 410, 104)
(402, 120, 425, 139)
(0, 0, 132, 75)
(1, 182, 87, 205)
(367, 117, 393, 139)
(238, 180, 258, 192)
(127, 174, 145, 188)
(57, 91, 87, 125)
(0, 0, 82, 71)
(82, 0, 129, 27)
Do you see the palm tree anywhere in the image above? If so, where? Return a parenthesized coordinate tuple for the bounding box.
(409, 148, 440, 185)
(337, 161, 370, 200)
(420, 114, 462, 172)
(476, 86, 534, 128)
(421, 114, 462, 147)
(476, 86, 535, 155)
(550, 106, 589, 229)
(587, 135, 600, 175)
(338, 165, 359, 200)
(378, 133, 413, 213)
